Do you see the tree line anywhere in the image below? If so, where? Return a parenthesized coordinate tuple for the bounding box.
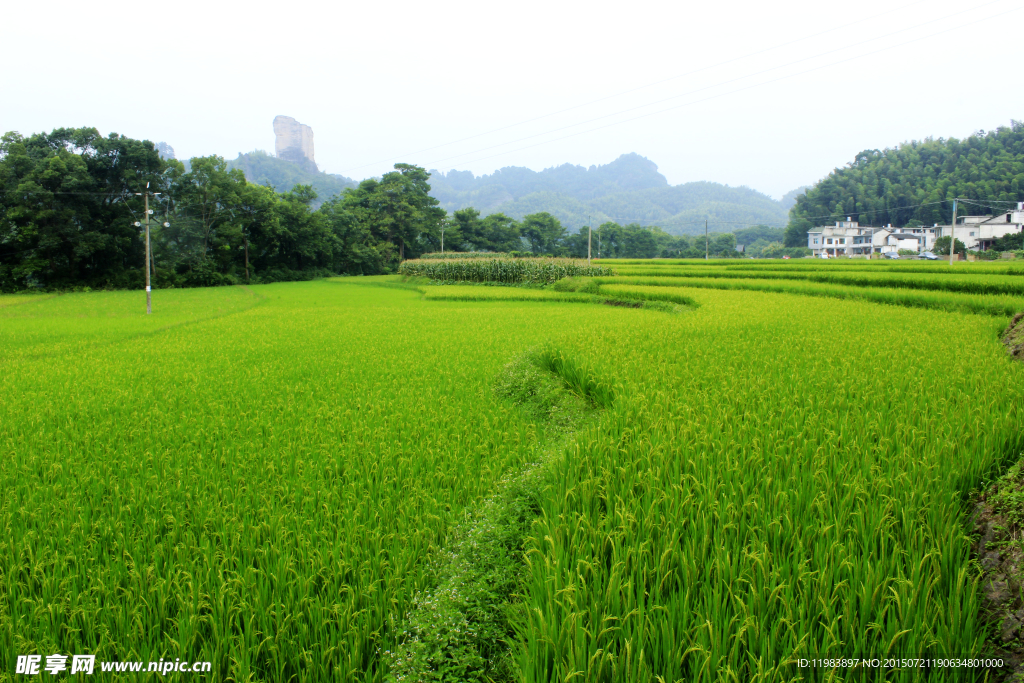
(784, 121, 1024, 247)
(1, 127, 802, 292)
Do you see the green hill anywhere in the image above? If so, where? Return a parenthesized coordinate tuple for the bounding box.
(429, 154, 790, 236)
(785, 121, 1024, 246)
(228, 150, 357, 203)
(226, 150, 793, 234)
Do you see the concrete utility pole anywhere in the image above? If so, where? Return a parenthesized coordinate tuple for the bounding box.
(587, 215, 592, 264)
(145, 191, 151, 314)
(135, 183, 160, 315)
(949, 198, 958, 266)
(705, 219, 709, 260)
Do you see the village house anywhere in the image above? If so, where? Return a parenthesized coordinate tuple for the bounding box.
(807, 219, 937, 257)
(954, 205, 1024, 251)
(807, 204, 1024, 257)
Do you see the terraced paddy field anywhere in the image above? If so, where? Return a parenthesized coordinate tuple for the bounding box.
(2, 263, 1024, 681)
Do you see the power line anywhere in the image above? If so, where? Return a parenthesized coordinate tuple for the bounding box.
(424, 2, 1022, 172)
(418, 0, 1009, 171)
(338, 0, 935, 175)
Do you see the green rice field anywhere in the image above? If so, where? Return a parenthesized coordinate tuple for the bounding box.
(3, 259, 1024, 681)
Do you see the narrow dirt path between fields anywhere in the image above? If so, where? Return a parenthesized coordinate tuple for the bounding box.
(385, 348, 615, 681)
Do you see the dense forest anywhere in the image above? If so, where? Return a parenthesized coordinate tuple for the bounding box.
(0, 129, 442, 290)
(429, 154, 791, 236)
(0, 128, 804, 292)
(784, 121, 1024, 246)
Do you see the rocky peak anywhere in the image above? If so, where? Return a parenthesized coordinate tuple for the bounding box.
(273, 115, 317, 172)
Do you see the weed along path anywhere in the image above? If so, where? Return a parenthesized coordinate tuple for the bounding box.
(3, 268, 1024, 681)
(388, 348, 615, 680)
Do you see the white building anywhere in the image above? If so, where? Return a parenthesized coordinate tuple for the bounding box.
(807, 219, 938, 257)
(949, 205, 1024, 251)
(807, 204, 1024, 257)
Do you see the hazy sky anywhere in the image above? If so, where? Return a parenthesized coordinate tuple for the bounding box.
(3, 0, 1021, 199)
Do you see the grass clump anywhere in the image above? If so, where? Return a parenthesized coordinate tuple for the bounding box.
(493, 350, 598, 433)
(531, 346, 616, 409)
(550, 276, 600, 294)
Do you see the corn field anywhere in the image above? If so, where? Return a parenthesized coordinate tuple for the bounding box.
(418, 252, 511, 260)
(398, 257, 614, 284)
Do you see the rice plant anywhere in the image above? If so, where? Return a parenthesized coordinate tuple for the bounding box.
(3, 269, 1023, 683)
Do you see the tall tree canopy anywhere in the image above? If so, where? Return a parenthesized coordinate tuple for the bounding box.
(0, 127, 449, 291)
(785, 121, 1024, 246)
(0, 128, 169, 289)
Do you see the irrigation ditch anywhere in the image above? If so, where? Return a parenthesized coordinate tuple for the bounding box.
(385, 347, 615, 681)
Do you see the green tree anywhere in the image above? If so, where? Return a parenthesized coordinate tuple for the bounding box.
(275, 186, 336, 272)
(343, 164, 444, 260)
(319, 196, 394, 275)
(932, 236, 967, 255)
(621, 224, 658, 258)
(0, 128, 168, 290)
(169, 155, 244, 273)
(520, 212, 566, 255)
(595, 222, 624, 258)
(234, 182, 280, 282)
(480, 213, 521, 252)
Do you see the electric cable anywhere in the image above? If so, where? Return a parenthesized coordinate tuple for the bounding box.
(426, 3, 1022, 171)
(339, 0, 938, 174)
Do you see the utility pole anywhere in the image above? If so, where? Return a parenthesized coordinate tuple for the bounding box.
(587, 215, 592, 264)
(144, 190, 152, 314)
(949, 198, 958, 266)
(135, 183, 161, 314)
(440, 220, 445, 254)
(705, 219, 709, 260)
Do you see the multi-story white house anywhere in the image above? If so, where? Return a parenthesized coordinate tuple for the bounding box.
(808, 204, 1024, 257)
(952, 206, 1024, 251)
(807, 219, 938, 257)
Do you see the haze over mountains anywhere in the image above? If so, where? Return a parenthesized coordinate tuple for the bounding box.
(219, 116, 803, 235)
(227, 150, 798, 236)
(429, 154, 794, 235)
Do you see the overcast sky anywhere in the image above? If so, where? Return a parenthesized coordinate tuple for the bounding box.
(2, 0, 1021, 199)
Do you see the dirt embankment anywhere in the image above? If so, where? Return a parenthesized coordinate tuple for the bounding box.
(972, 480, 1024, 680)
(1003, 312, 1024, 359)
(969, 317, 1024, 680)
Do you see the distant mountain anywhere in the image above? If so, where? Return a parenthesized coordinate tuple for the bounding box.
(780, 185, 811, 211)
(228, 150, 356, 204)
(428, 154, 789, 235)
(155, 142, 176, 160)
(225, 150, 793, 233)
